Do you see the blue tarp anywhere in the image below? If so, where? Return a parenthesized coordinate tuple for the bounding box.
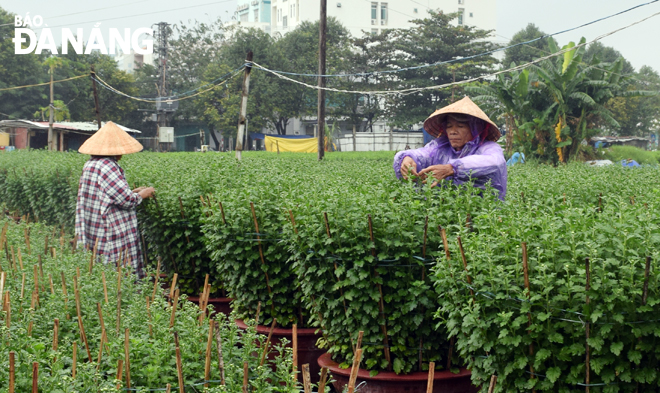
(507, 152, 526, 166)
(422, 128, 433, 145)
(621, 159, 641, 167)
(249, 132, 313, 140)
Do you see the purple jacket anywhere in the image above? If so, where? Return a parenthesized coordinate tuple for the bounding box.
(393, 119, 507, 200)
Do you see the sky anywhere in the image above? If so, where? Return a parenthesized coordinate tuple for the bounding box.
(3, 0, 660, 74)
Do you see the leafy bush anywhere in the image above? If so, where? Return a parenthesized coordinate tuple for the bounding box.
(601, 145, 660, 165)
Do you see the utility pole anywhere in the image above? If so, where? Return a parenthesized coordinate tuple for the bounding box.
(235, 51, 253, 161)
(90, 65, 102, 130)
(317, 0, 327, 160)
(155, 22, 171, 152)
(48, 66, 54, 151)
(352, 125, 356, 152)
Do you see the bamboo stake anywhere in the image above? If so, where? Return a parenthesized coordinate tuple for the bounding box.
(0, 272, 4, 303)
(17, 248, 24, 270)
(218, 202, 226, 225)
(96, 328, 105, 370)
(439, 226, 450, 260)
(117, 267, 123, 334)
(242, 362, 249, 393)
(52, 318, 59, 351)
(102, 272, 108, 304)
(151, 257, 161, 301)
(585, 257, 591, 393)
(521, 242, 535, 391)
(642, 256, 652, 306)
(20, 273, 26, 299)
(488, 375, 498, 393)
(170, 289, 179, 328)
(447, 337, 455, 370)
(259, 318, 277, 366)
(347, 348, 363, 393)
(124, 328, 131, 389)
(10, 245, 15, 271)
(27, 291, 36, 335)
(74, 278, 92, 362)
(318, 367, 328, 393)
(33, 265, 38, 296)
(292, 323, 298, 378)
(165, 384, 171, 393)
(204, 319, 214, 388)
(199, 274, 210, 324)
(169, 273, 178, 301)
(250, 202, 272, 295)
(48, 274, 54, 294)
(426, 362, 435, 393)
(146, 296, 153, 337)
(115, 359, 123, 389)
(97, 303, 107, 340)
(89, 238, 99, 274)
(174, 332, 185, 393)
(368, 214, 392, 371)
(302, 364, 312, 393)
(38, 255, 43, 286)
(9, 351, 15, 393)
(24, 227, 31, 255)
(5, 291, 10, 328)
(44, 235, 48, 256)
(214, 321, 226, 385)
(72, 342, 77, 378)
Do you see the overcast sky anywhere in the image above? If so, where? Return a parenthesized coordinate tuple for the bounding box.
(4, 0, 660, 73)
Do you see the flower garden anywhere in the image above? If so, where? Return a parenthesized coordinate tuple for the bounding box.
(1, 150, 659, 392)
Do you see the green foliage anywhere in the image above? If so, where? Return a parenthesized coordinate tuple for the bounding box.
(502, 23, 557, 69)
(0, 219, 300, 391)
(601, 145, 660, 165)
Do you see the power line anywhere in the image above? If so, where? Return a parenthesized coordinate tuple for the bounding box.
(0, 75, 88, 92)
(260, 0, 660, 78)
(250, 10, 660, 96)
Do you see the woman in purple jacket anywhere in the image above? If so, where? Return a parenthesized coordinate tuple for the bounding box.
(393, 96, 507, 200)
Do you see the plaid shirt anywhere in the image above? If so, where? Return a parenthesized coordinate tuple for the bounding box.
(75, 157, 144, 277)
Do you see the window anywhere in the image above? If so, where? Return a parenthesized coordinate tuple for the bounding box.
(371, 28, 378, 35)
(381, 3, 388, 22)
(414, 8, 418, 13)
(283, 15, 287, 27)
(469, 12, 473, 17)
(458, 0, 464, 4)
(458, 8, 464, 25)
(371, 2, 377, 20)
(240, 13, 249, 22)
(254, 9, 259, 21)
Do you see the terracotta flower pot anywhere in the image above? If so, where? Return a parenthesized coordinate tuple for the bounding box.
(317, 352, 478, 393)
(235, 319, 324, 384)
(187, 295, 233, 316)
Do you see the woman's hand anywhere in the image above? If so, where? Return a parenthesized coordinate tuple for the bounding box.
(400, 157, 419, 180)
(138, 187, 156, 199)
(418, 164, 454, 188)
(132, 186, 146, 193)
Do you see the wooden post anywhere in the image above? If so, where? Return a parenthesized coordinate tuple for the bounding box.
(204, 319, 214, 388)
(215, 321, 226, 385)
(488, 375, 498, 393)
(235, 51, 254, 160)
(242, 362, 249, 393)
(317, 0, 327, 161)
(31, 362, 39, 393)
(169, 273, 178, 300)
(170, 289, 179, 328)
(292, 324, 298, 378)
(439, 226, 450, 260)
(218, 202, 227, 225)
(302, 364, 312, 393)
(102, 272, 108, 304)
(151, 258, 161, 301)
(174, 332, 185, 393)
(259, 318, 277, 366)
(90, 65, 102, 129)
(115, 359, 123, 389)
(426, 362, 435, 393)
(250, 202, 272, 295)
(9, 351, 15, 393)
(24, 227, 30, 255)
(124, 328, 131, 389)
(585, 257, 590, 393)
(89, 238, 98, 274)
(72, 342, 77, 378)
(53, 318, 59, 351)
(347, 348, 363, 393)
(19, 247, 25, 269)
(318, 367, 328, 393)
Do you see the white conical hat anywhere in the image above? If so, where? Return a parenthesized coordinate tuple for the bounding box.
(423, 96, 501, 141)
(79, 121, 143, 155)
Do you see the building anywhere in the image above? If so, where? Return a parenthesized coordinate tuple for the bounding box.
(230, 0, 273, 33)
(266, 0, 496, 38)
(115, 49, 155, 74)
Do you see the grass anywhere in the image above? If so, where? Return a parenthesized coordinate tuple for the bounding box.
(600, 145, 660, 165)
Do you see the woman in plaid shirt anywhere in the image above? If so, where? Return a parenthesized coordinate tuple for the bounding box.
(75, 122, 155, 278)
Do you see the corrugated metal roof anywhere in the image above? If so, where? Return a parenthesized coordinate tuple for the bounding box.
(0, 120, 141, 134)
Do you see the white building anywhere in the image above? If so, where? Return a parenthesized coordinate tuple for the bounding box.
(229, 0, 273, 33)
(115, 50, 155, 74)
(268, 0, 496, 38)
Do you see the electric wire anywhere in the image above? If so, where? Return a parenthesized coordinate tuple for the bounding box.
(250, 10, 660, 96)
(0, 75, 88, 92)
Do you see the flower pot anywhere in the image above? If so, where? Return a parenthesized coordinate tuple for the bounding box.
(235, 319, 324, 384)
(317, 352, 478, 393)
(187, 295, 233, 316)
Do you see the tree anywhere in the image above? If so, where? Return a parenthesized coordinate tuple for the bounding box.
(502, 23, 556, 68)
(583, 42, 634, 75)
(34, 100, 70, 121)
(607, 66, 660, 137)
(383, 10, 499, 129)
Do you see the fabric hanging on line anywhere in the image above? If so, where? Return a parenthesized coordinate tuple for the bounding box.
(264, 135, 317, 153)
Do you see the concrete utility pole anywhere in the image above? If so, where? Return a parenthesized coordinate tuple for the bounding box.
(236, 51, 254, 160)
(48, 67, 54, 151)
(90, 65, 102, 130)
(352, 125, 356, 152)
(317, 0, 327, 160)
(155, 22, 171, 151)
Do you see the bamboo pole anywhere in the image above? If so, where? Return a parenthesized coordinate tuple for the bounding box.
(5, 291, 10, 328)
(438, 226, 450, 260)
(151, 257, 161, 301)
(146, 296, 153, 337)
(124, 328, 131, 389)
(585, 257, 591, 393)
(115, 359, 123, 390)
(96, 328, 105, 370)
(204, 319, 214, 388)
(426, 362, 435, 393)
(292, 324, 298, 379)
(259, 318, 277, 366)
(102, 272, 108, 304)
(74, 278, 92, 362)
(347, 348, 363, 393)
(24, 227, 31, 255)
(117, 267, 122, 334)
(318, 367, 328, 393)
(72, 342, 77, 378)
(302, 364, 312, 393)
(0, 272, 4, 303)
(215, 321, 226, 385)
(170, 289, 179, 328)
(17, 248, 24, 270)
(169, 273, 178, 301)
(53, 318, 59, 351)
(9, 351, 15, 393)
(44, 236, 48, 256)
(242, 362, 249, 393)
(48, 274, 54, 294)
(488, 375, 498, 393)
(174, 332, 185, 393)
(33, 265, 38, 296)
(165, 384, 171, 393)
(250, 202, 272, 295)
(218, 202, 227, 225)
(20, 272, 26, 299)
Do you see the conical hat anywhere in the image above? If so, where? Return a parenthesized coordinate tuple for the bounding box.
(423, 96, 501, 141)
(78, 121, 143, 155)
